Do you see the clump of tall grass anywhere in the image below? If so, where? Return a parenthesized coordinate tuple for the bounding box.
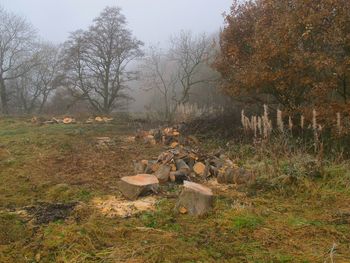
(174, 103, 224, 122)
(241, 105, 272, 139)
(241, 105, 350, 157)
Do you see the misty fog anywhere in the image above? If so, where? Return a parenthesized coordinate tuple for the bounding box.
(0, 0, 232, 114)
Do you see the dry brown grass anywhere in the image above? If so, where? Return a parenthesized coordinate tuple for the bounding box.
(0, 117, 349, 262)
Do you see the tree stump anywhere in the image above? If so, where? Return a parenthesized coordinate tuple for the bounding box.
(176, 181, 214, 215)
(117, 174, 159, 200)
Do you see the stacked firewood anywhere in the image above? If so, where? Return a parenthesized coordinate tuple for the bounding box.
(135, 127, 181, 146)
(118, 126, 256, 215)
(134, 126, 255, 186)
(118, 128, 254, 215)
(132, 147, 255, 186)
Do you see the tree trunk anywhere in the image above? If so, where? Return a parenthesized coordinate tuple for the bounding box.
(38, 94, 48, 114)
(0, 77, 9, 114)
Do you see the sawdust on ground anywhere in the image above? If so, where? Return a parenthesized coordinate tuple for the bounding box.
(92, 195, 157, 218)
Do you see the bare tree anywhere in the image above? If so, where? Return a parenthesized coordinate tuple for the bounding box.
(64, 7, 143, 114)
(141, 46, 177, 120)
(169, 31, 214, 106)
(141, 31, 215, 121)
(13, 43, 63, 114)
(0, 7, 37, 114)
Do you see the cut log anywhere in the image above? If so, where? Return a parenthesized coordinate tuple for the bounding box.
(176, 181, 214, 216)
(154, 165, 171, 183)
(170, 141, 179, 149)
(31, 116, 38, 124)
(169, 171, 188, 183)
(63, 117, 76, 124)
(217, 166, 234, 184)
(163, 136, 177, 146)
(52, 117, 60, 124)
(209, 165, 218, 177)
(210, 157, 224, 169)
(95, 116, 104, 122)
(183, 156, 195, 169)
(144, 161, 156, 174)
(117, 174, 159, 200)
(141, 160, 149, 166)
(151, 162, 160, 172)
(175, 159, 190, 174)
(144, 135, 156, 145)
(203, 160, 211, 178)
(235, 168, 255, 185)
(31, 116, 46, 125)
(43, 120, 55, 125)
(103, 117, 113, 123)
(217, 167, 255, 185)
(170, 163, 177, 172)
(193, 162, 206, 176)
(157, 151, 174, 164)
(85, 117, 94, 124)
(169, 172, 176, 182)
(153, 129, 162, 143)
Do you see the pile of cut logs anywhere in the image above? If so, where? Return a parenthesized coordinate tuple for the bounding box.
(31, 116, 114, 125)
(118, 127, 255, 216)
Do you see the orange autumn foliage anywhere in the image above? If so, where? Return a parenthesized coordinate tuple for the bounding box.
(215, 0, 350, 121)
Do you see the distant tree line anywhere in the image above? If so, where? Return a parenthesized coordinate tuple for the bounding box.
(0, 6, 144, 115)
(3, 1, 346, 120)
(0, 5, 226, 117)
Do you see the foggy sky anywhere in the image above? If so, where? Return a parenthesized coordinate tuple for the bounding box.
(1, 0, 232, 46)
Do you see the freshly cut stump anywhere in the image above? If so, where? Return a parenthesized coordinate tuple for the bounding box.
(117, 174, 159, 200)
(177, 181, 214, 216)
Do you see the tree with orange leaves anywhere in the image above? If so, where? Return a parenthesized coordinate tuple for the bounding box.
(215, 0, 350, 117)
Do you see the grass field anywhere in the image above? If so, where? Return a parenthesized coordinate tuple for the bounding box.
(0, 117, 349, 263)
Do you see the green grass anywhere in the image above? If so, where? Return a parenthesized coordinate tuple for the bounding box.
(286, 216, 324, 227)
(0, 117, 349, 262)
(232, 214, 264, 230)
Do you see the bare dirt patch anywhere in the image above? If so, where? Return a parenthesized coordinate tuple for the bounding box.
(23, 202, 77, 224)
